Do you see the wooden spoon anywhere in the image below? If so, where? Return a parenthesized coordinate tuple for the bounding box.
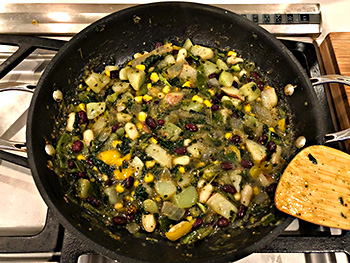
(275, 145, 350, 230)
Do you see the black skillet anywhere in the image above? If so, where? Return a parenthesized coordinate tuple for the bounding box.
(23, 2, 326, 262)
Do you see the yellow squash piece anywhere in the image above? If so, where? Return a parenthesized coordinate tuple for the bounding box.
(114, 166, 134, 180)
(97, 149, 132, 167)
(165, 221, 193, 241)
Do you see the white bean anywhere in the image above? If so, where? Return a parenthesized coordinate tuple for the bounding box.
(172, 155, 190, 166)
(199, 183, 213, 203)
(142, 214, 156, 232)
(83, 129, 94, 146)
(66, 112, 75, 132)
(295, 136, 306, 149)
(241, 184, 253, 206)
(125, 122, 139, 140)
(52, 90, 63, 102)
(45, 144, 56, 156)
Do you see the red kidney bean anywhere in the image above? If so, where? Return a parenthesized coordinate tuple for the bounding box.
(153, 100, 160, 105)
(257, 81, 265, 91)
(221, 161, 233, 170)
(222, 184, 237, 195)
(86, 159, 94, 166)
(192, 218, 203, 229)
(231, 111, 239, 119)
(237, 204, 247, 219)
(68, 159, 75, 169)
(211, 104, 219, 111)
(112, 216, 127, 226)
(146, 116, 157, 129)
(267, 141, 277, 152)
(241, 159, 253, 169)
(247, 77, 254, 83)
(217, 217, 229, 228)
(250, 71, 260, 79)
(78, 172, 88, 179)
(174, 146, 187, 155)
(208, 73, 219, 79)
(265, 183, 277, 195)
(112, 123, 120, 132)
(211, 98, 220, 105)
(257, 135, 268, 145)
(157, 119, 165, 126)
(126, 214, 134, 221)
(123, 176, 134, 189)
(230, 134, 241, 144)
(185, 123, 198, 132)
(211, 181, 219, 187)
(72, 140, 83, 152)
(155, 42, 163, 48)
(215, 93, 223, 99)
(77, 111, 88, 124)
(86, 196, 101, 207)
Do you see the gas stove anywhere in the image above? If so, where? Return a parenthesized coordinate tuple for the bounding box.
(0, 3, 348, 263)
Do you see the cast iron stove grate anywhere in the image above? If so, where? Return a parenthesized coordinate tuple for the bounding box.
(0, 35, 348, 263)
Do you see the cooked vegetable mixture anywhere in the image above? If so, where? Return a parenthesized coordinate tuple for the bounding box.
(48, 39, 294, 245)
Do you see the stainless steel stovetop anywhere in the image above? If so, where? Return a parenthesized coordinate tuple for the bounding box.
(0, 3, 348, 263)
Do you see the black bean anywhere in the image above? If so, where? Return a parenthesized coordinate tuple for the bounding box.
(78, 172, 88, 179)
(192, 218, 203, 229)
(217, 217, 229, 228)
(222, 184, 237, 195)
(267, 141, 277, 152)
(221, 161, 233, 170)
(86, 196, 101, 207)
(257, 135, 268, 145)
(146, 116, 157, 129)
(241, 159, 254, 169)
(185, 123, 198, 132)
(68, 159, 75, 169)
(211, 104, 219, 111)
(237, 204, 246, 219)
(112, 216, 127, 226)
(266, 183, 277, 195)
(232, 81, 239, 88)
(231, 111, 239, 119)
(78, 111, 88, 124)
(72, 140, 83, 152)
(247, 77, 254, 83)
(175, 146, 187, 155)
(215, 93, 223, 99)
(211, 98, 220, 105)
(230, 134, 241, 144)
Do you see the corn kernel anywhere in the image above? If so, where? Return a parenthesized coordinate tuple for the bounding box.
(135, 96, 143, 103)
(278, 118, 286, 132)
(225, 132, 233, 139)
(125, 196, 131, 201)
(178, 166, 186, 174)
(192, 95, 203, 103)
(157, 92, 165, 99)
(234, 192, 241, 201)
(150, 72, 159, 83)
(241, 145, 246, 150)
(116, 184, 125, 193)
(269, 127, 275, 133)
(136, 64, 146, 71)
(208, 89, 215, 96)
(76, 154, 85, 160)
(105, 70, 111, 77)
(265, 85, 272, 90)
(144, 173, 154, 183)
(143, 94, 153, 102)
(228, 50, 237, 57)
(196, 162, 205, 168)
(93, 166, 98, 171)
(173, 45, 182, 50)
(250, 113, 256, 117)
(114, 203, 123, 210)
(136, 122, 143, 131)
(138, 111, 147, 122)
(146, 160, 156, 169)
(155, 196, 161, 202)
(162, 85, 170, 94)
(112, 140, 122, 148)
(182, 81, 192, 88)
(78, 103, 86, 111)
(204, 100, 212, 107)
(134, 180, 140, 187)
(150, 137, 158, 144)
(253, 186, 260, 195)
(86, 87, 91, 92)
(186, 216, 193, 221)
(213, 160, 219, 165)
(101, 174, 109, 181)
(244, 104, 251, 112)
(131, 191, 135, 196)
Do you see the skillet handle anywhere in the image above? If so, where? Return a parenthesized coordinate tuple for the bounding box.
(310, 74, 350, 86)
(0, 83, 34, 153)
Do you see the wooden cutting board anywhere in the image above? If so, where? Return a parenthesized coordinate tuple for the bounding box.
(319, 32, 350, 152)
